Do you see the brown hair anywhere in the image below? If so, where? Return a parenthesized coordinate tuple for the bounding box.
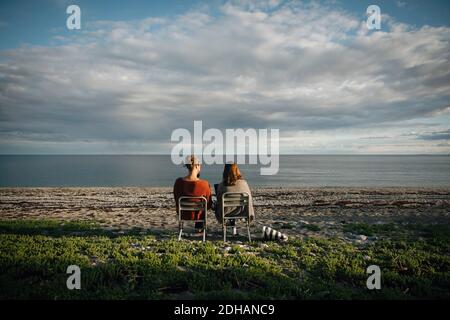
(222, 163, 242, 186)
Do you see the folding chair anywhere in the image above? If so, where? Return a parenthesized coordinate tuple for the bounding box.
(177, 196, 208, 242)
(221, 192, 251, 242)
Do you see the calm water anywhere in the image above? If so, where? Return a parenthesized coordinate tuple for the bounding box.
(0, 155, 449, 187)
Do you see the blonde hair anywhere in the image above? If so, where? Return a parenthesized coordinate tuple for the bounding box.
(184, 155, 200, 172)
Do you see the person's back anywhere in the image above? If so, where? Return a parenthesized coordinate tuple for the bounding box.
(215, 163, 255, 223)
(173, 155, 212, 230)
(174, 177, 211, 220)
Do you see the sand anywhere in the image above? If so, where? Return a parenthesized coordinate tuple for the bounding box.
(1, 187, 449, 241)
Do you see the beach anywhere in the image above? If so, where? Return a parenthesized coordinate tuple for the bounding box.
(2, 186, 449, 299)
(1, 187, 449, 242)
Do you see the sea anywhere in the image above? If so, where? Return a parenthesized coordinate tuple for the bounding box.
(0, 155, 449, 187)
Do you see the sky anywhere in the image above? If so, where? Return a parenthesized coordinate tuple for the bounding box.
(0, 0, 449, 154)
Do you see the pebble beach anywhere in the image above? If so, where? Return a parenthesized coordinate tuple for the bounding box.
(1, 187, 449, 243)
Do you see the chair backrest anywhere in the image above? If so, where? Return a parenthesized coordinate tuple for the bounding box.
(178, 196, 208, 220)
(221, 192, 249, 217)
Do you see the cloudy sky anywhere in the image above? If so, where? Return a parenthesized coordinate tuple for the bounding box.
(0, 0, 449, 154)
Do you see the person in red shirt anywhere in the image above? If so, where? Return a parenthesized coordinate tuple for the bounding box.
(173, 155, 212, 231)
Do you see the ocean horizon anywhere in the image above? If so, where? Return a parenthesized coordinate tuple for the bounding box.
(1, 154, 449, 188)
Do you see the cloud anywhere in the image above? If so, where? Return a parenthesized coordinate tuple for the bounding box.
(396, 1, 407, 8)
(0, 1, 449, 154)
(48, 0, 74, 8)
(418, 129, 450, 140)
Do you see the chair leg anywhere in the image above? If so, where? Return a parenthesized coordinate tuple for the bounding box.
(247, 221, 252, 243)
(203, 225, 206, 242)
(178, 221, 183, 241)
(223, 224, 227, 242)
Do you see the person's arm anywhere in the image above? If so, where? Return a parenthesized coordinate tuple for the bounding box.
(216, 183, 224, 209)
(216, 182, 223, 200)
(241, 180, 255, 221)
(214, 183, 224, 220)
(173, 179, 181, 213)
(205, 183, 213, 210)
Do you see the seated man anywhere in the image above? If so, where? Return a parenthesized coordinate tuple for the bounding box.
(173, 155, 212, 232)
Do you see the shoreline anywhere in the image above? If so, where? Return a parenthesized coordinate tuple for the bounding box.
(2, 185, 450, 189)
(1, 187, 449, 242)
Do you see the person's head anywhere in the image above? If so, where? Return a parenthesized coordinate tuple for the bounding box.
(184, 155, 201, 177)
(222, 163, 242, 186)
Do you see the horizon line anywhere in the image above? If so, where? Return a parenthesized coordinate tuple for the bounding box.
(0, 154, 449, 156)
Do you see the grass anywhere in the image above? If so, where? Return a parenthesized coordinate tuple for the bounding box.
(343, 222, 450, 242)
(343, 223, 398, 237)
(304, 224, 321, 232)
(0, 219, 449, 299)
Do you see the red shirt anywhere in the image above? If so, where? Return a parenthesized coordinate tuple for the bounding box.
(173, 177, 212, 220)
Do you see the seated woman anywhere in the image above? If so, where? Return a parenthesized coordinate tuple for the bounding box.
(173, 155, 212, 232)
(215, 163, 254, 234)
